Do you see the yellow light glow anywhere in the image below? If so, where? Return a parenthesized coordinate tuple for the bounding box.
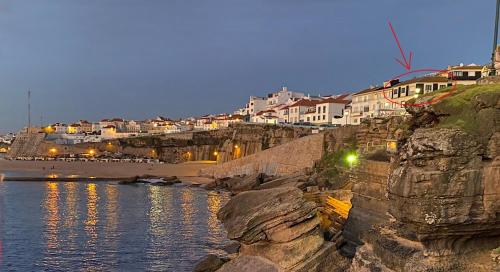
(213, 151, 218, 156)
(234, 145, 239, 149)
(89, 149, 95, 155)
(49, 148, 57, 153)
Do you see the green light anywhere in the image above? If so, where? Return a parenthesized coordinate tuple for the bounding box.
(346, 153, 358, 166)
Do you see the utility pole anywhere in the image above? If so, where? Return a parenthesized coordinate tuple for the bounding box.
(27, 90, 31, 134)
(492, 0, 500, 75)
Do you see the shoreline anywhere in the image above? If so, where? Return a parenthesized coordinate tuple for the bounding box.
(0, 159, 216, 184)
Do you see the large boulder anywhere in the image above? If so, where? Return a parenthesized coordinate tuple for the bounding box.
(217, 187, 318, 244)
(239, 229, 324, 269)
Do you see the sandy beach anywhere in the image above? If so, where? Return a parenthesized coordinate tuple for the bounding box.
(0, 159, 216, 183)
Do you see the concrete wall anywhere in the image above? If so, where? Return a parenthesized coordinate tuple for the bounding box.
(200, 133, 325, 178)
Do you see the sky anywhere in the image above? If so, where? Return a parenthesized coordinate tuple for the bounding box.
(0, 0, 495, 133)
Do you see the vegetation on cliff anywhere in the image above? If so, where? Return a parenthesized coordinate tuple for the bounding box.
(406, 83, 500, 147)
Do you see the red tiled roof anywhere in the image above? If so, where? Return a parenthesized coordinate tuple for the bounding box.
(256, 109, 276, 116)
(319, 98, 351, 104)
(336, 93, 351, 100)
(289, 99, 322, 108)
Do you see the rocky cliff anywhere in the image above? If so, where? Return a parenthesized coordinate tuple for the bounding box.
(347, 84, 500, 271)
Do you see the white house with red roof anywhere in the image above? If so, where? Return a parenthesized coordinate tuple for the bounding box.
(251, 109, 279, 124)
(287, 98, 323, 123)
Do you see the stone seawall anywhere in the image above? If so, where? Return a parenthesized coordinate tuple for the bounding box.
(200, 133, 325, 178)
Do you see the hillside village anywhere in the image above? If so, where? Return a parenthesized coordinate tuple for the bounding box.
(0, 63, 484, 148)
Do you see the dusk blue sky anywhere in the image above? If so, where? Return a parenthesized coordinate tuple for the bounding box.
(0, 0, 495, 132)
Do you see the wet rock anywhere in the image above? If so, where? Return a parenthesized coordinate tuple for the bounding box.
(216, 255, 281, 272)
(222, 241, 241, 254)
(193, 254, 228, 272)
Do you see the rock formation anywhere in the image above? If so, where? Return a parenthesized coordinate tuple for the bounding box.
(216, 187, 350, 271)
(346, 85, 500, 271)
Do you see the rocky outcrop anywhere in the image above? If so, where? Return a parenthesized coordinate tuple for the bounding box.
(216, 187, 350, 271)
(193, 254, 229, 272)
(347, 85, 500, 271)
(217, 255, 281, 272)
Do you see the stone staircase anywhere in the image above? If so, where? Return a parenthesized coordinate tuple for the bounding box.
(7, 133, 45, 158)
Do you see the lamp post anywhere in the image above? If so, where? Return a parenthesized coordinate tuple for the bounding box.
(492, 0, 500, 75)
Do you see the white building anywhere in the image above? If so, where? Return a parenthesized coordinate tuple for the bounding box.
(266, 86, 304, 108)
(287, 98, 322, 123)
(312, 97, 350, 125)
(54, 123, 68, 134)
(251, 110, 279, 124)
(245, 96, 267, 116)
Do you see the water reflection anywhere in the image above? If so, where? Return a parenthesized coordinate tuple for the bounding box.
(43, 182, 61, 267)
(147, 186, 172, 271)
(181, 188, 195, 239)
(104, 185, 119, 269)
(207, 191, 223, 243)
(85, 183, 99, 243)
(83, 183, 99, 272)
(62, 182, 79, 265)
(1, 183, 231, 271)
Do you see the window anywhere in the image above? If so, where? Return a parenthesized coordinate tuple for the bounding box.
(323, 106, 326, 112)
(363, 106, 369, 112)
(313, 116, 316, 121)
(307, 117, 310, 122)
(453, 71, 463, 77)
(317, 107, 321, 114)
(323, 115, 326, 120)
(439, 85, 446, 89)
(425, 85, 432, 92)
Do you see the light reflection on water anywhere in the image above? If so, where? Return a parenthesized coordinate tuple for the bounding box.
(0, 182, 230, 272)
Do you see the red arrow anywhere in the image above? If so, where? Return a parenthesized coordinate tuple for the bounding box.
(389, 21, 413, 71)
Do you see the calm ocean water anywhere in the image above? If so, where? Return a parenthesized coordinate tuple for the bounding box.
(0, 180, 231, 272)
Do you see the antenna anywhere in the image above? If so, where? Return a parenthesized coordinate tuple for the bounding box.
(28, 89, 31, 134)
(492, 0, 500, 75)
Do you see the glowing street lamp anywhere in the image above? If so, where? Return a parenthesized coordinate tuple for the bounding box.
(88, 149, 96, 156)
(49, 148, 57, 156)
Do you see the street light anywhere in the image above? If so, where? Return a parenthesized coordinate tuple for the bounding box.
(345, 153, 358, 168)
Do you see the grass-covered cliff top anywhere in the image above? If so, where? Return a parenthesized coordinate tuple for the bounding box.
(408, 83, 500, 138)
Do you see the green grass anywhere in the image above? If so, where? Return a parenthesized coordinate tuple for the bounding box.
(408, 84, 500, 142)
(434, 84, 499, 135)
